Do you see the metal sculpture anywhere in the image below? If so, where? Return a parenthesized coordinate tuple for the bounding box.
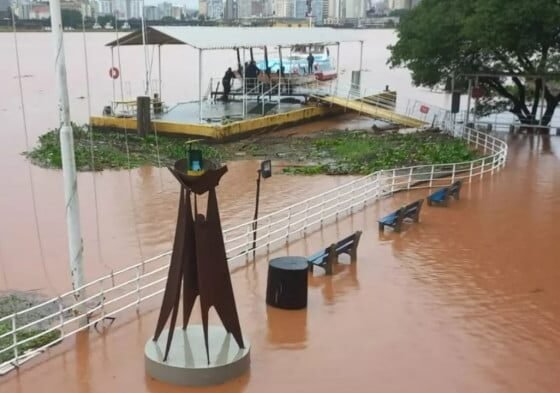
(153, 158, 244, 363)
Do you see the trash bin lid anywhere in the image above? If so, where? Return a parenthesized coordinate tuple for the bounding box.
(269, 256, 308, 271)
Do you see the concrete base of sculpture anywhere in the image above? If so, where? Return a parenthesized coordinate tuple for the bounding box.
(145, 325, 250, 386)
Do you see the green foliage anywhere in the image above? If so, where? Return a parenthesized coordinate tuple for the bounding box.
(389, 0, 560, 125)
(0, 294, 62, 364)
(0, 322, 61, 363)
(25, 124, 223, 171)
(61, 9, 83, 28)
(282, 130, 479, 175)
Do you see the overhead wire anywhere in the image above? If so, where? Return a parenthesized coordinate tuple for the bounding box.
(81, 13, 113, 274)
(113, 11, 146, 272)
(11, 11, 56, 293)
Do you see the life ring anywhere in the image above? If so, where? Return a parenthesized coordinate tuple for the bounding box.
(109, 67, 120, 79)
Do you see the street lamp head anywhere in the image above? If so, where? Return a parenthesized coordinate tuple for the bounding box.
(260, 160, 272, 179)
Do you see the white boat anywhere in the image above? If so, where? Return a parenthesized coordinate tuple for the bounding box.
(104, 22, 114, 30)
(256, 44, 337, 84)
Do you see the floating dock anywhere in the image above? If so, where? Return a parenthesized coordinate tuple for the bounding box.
(90, 90, 427, 140)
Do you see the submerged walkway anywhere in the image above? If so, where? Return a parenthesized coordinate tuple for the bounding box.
(2, 134, 560, 393)
(316, 95, 426, 128)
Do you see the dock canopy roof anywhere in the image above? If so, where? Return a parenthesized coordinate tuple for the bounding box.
(105, 26, 360, 50)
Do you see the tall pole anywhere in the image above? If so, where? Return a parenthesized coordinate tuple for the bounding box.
(48, 0, 86, 309)
(198, 48, 202, 122)
(335, 42, 340, 95)
(358, 40, 363, 75)
(141, 0, 149, 95)
(252, 169, 262, 258)
(242, 48, 246, 118)
(473, 76, 479, 126)
(465, 78, 472, 127)
(277, 46, 282, 110)
(539, 77, 545, 126)
(158, 45, 162, 98)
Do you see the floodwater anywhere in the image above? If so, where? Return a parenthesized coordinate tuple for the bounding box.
(1, 30, 560, 393)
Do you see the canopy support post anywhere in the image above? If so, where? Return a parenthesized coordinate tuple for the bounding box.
(539, 77, 545, 126)
(335, 43, 340, 98)
(278, 46, 282, 110)
(359, 40, 363, 75)
(158, 44, 162, 98)
(111, 47, 115, 107)
(198, 48, 202, 123)
(242, 48, 246, 119)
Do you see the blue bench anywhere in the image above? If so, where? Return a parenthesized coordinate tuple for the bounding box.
(378, 199, 424, 233)
(427, 180, 462, 207)
(307, 231, 362, 275)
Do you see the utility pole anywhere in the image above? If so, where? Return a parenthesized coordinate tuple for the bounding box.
(49, 0, 86, 317)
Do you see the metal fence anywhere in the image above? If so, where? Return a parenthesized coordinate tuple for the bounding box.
(0, 109, 508, 376)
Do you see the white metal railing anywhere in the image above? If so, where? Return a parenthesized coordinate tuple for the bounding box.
(0, 111, 508, 375)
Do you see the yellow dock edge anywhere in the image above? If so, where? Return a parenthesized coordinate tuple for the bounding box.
(90, 105, 339, 141)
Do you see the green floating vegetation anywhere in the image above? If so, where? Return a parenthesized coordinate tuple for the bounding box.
(0, 323, 61, 364)
(0, 294, 62, 364)
(24, 124, 222, 171)
(282, 130, 480, 175)
(25, 126, 480, 176)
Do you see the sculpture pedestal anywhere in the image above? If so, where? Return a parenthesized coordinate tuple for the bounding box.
(145, 325, 250, 386)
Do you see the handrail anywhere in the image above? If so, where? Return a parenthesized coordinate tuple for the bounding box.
(0, 106, 508, 375)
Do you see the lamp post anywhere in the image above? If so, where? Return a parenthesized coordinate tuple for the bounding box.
(252, 160, 272, 257)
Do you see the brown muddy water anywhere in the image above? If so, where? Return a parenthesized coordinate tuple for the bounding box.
(1, 31, 559, 392)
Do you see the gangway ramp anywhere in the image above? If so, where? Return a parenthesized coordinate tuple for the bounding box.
(316, 95, 426, 128)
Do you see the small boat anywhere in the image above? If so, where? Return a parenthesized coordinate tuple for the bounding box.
(256, 44, 337, 85)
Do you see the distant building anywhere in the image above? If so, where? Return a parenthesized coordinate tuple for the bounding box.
(30, 2, 50, 19)
(171, 5, 182, 19)
(237, 0, 251, 17)
(295, 0, 324, 21)
(207, 0, 223, 18)
(388, 0, 419, 10)
(158, 1, 173, 18)
(224, 0, 237, 19)
(97, 0, 113, 16)
(274, 0, 294, 18)
(0, 0, 10, 14)
(198, 0, 208, 16)
(144, 5, 160, 20)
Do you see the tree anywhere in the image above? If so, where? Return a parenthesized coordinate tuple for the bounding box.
(61, 9, 82, 28)
(389, 0, 560, 129)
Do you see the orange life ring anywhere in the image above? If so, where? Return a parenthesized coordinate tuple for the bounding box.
(109, 67, 120, 79)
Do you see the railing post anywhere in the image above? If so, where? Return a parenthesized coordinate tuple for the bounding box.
(58, 297, 65, 338)
(245, 224, 251, 261)
(391, 169, 396, 193)
(100, 280, 106, 322)
(407, 167, 413, 189)
(429, 166, 434, 188)
(350, 183, 355, 213)
(12, 313, 18, 366)
(480, 158, 485, 180)
(375, 171, 381, 199)
(285, 208, 291, 244)
(451, 163, 456, 183)
(469, 161, 474, 182)
(135, 266, 141, 310)
(303, 202, 309, 235)
(320, 196, 325, 228)
(484, 134, 488, 154)
(266, 217, 271, 252)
